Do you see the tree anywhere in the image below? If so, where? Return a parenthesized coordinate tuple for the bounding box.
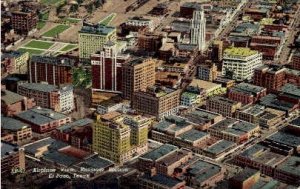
(86, 4, 94, 14)
(70, 4, 79, 13)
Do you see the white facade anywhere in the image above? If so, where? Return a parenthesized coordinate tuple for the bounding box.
(190, 10, 206, 52)
(126, 18, 154, 32)
(59, 87, 74, 113)
(222, 51, 263, 81)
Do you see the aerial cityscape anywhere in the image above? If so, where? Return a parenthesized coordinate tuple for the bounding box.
(1, 0, 300, 188)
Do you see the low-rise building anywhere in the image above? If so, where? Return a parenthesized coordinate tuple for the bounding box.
(228, 83, 267, 105)
(139, 174, 186, 189)
(53, 118, 93, 151)
(197, 60, 218, 81)
(274, 156, 300, 186)
(1, 142, 25, 175)
(18, 83, 74, 113)
(229, 168, 261, 189)
(1, 117, 32, 144)
(235, 143, 289, 176)
(208, 118, 260, 143)
(1, 89, 35, 116)
(182, 108, 223, 131)
(206, 96, 242, 117)
(1, 51, 29, 74)
(236, 104, 285, 129)
(15, 107, 71, 133)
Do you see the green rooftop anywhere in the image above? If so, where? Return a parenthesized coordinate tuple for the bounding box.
(224, 47, 258, 57)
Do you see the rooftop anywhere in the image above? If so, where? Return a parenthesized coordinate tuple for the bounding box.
(56, 118, 93, 133)
(76, 155, 114, 170)
(231, 167, 260, 182)
(1, 116, 29, 131)
(1, 142, 18, 158)
(80, 23, 115, 36)
(177, 129, 208, 142)
(24, 137, 69, 156)
(189, 79, 221, 91)
(140, 144, 178, 161)
(204, 140, 236, 155)
(231, 83, 266, 96)
(208, 96, 239, 105)
(141, 174, 184, 188)
(240, 104, 265, 116)
(266, 131, 300, 148)
(154, 115, 192, 133)
(189, 160, 223, 183)
(224, 47, 258, 57)
(157, 149, 191, 166)
(1, 90, 25, 105)
(16, 107, 69, 126)
(31, 55, 74, 66)
(277, 156, 300, 178)
(290, 117, 300, 127)
(43, 151, 80, 167)
(280, 83, 300, 98)
(211, 118, 258, 135)
(18, 83, 73, 93)
(181, 2, 202, 10)
(259, 94, 295, 111)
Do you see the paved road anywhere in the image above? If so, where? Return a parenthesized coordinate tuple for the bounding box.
(277, 5, 300, 64)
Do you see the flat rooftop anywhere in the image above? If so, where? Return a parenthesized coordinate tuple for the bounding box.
(231, 167, 259, 182)
(18, 83, 73, 93)
(266, 131, 300, 148)
(141, 174, 184, 188)
(208, 96, 239, 105)
(280, 83, 300, 98)
(204, 140, 236, 155)
(157, 149, 191, 166)
(1, 90, 25, 105)
(184, 108, 221, 125)
(189, 79, 221, 91)
(1, 116, 30, 131)
(16, 107, 69, 126)
(240, 144, 287, 166)
(154, 115, 191, 133)
(189, 160, 223, 184)
(277, 156, 300, 178)
(56, 118, 93, 133)
(80, 23, 115, 36)
(140, 144, 178, 161)
(177, 129, 208, 143)
(76, 155, 114, 170)
(231, 82, 265, 95)
(240, 104, 265, 116)
(31, 55, 74, 66)
(224, 47, 258, 57)
(1, 142, 18, 158)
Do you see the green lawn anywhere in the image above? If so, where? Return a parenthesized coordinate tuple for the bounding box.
(17, 48, 44, 55)
(37, 21, 46, 30)
(99, 13, 116, 26)
(42, 25, 70, 37)
(24, 40, 54, 49)
(40, 0, 64, 5)
(63, 18, 81, 24)
(60, 44, 78, 52)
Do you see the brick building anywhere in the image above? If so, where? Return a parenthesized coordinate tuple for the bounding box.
(28, 56, 75, 86)
(132, 86, 181, 119)
(1, 89, 35, 116)
(291, 51, 300, 70)
(138, 31, 162, 52)
(91, 42, 129, 94)
(18, 83, 74, 113)
(1, 117, 32, 144)
(15, 107, 71, 134)
(253, 65, 300, 93)
(1, 142, 25, 175)
(206, 96, 242, 117)
(11, 10, 37, 34)
(250, 36, 281, 60)
(197, 60, 218, 81)
(122, 58, 156, 100)
(228, 83, 267, 105)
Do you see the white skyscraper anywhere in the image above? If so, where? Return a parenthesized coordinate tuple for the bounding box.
(191, 10, 206, 52)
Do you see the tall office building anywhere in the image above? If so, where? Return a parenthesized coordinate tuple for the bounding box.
(122, 58, 156, 100)
(11, 10, 37, 34)
(79, 22, 117, 61)
(28, 55, 75, 86)
(93, 114, 151, 164)
(91, 42, 130, 93)
(190, 10, 206, 52)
